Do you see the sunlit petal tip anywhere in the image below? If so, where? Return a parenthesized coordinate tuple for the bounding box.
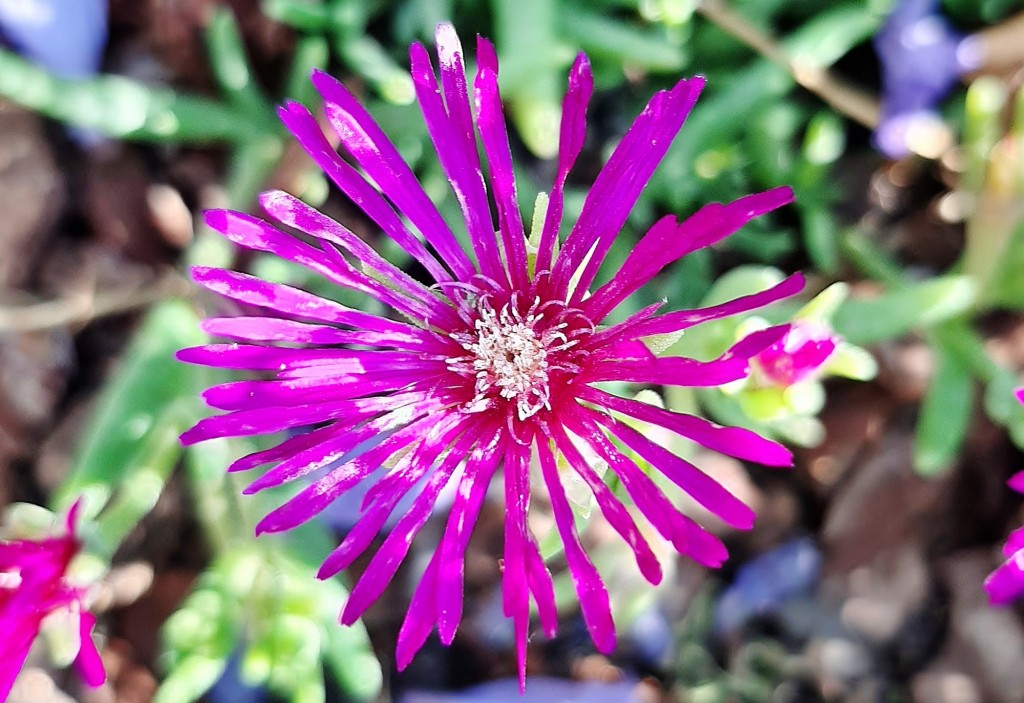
(1008, 470, 1024, 494)
(435, 21, 461, 55)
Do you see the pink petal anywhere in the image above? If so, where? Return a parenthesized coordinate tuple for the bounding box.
(339, 442, 464, 625)
(474, 36, 529, 289)
(1004, 526, 1024, 559)
(245, 394, 446, 495)
(311, 71, 475, 281)
(201, 373, 424, 411)
(500, 440, 531, 690)
(277, 101, 455, 284)
(1008, 470, 1024, 495)
(536, 430, 616, 654)
(985, 550, 1024, 605)
(569, 405, 729, 567)
(435, 426, 504, 644)
(584, 353, 750, 387)
(583, 187, 794, 320)
(227, 422, 342, 474)
(550, 423, 663, 584)
(258, 190, 452, 323)
(205, 210, 438, 322)
(395, 551, 442, 671)
(74, 612, 106, 687)
(581, 387, 792, 467)
(254, 413, 441, 533)
(551, 76, 705, 302)
(623, 273, 805, 339)
(535, 52, 593, 275)
(409, 41, 504, 282)
(318, 415, 476, 579)
(597, 413, 755, 530)
(189, 267, 424, 339)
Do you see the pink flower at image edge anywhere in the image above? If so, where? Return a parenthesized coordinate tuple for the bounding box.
(984, 388, 1024, 606)
(178, 23, 803, 684)
(753, 322, 838, 387)
(0, 502, 105, 700)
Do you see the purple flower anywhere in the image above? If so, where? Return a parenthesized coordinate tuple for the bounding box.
(873, 0, 982, 157)
(985, 389, 1024, 606)
(0, 0, 107, 79)
(179, 23, 801, 683)
(752, 322, 837, 388)
(0, 502, 105, 699)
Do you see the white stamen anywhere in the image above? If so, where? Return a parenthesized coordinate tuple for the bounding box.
(448, 297, 561, 421)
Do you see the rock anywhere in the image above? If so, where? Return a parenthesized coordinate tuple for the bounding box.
(0, 101, 64, 289)
(933, 549, 1024, 703)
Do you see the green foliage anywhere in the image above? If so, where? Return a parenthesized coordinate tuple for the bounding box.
(53, 301, 204, 536)
(157, 545, 381, 703)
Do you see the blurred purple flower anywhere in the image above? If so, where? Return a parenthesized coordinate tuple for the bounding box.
(0, 0, 107, 78)
(179, 23, 801, 684)
(873, 0, 982, 157)
(0, 502, 105, 699)
(985, 389, 1024, 605)
(713, 536, 821, 635)
(753, 322, 837, 387)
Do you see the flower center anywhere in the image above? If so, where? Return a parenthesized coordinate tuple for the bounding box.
(448, 296, 573, 421)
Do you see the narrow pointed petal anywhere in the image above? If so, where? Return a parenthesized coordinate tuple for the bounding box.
(584, 187, 795, 320)
(525, 538, 558, 638)
(178, 344, 440, 375)
(623, 273, 806, 339)
(318, 415, 475, 579)
(569, 405, 729, 567)
(550, 423, 663, 584)
(500, 440, 532, 690)
(254, 414, 440, 534)
(277, 101, 455, 284)
(536, 433, 616, 654)
(226, 423, 341, 474)
(584, 353, 750, 387)
(474, 36, 529, 288)
(436, 427, 504, 644)
(259, 190, 450, 319)
(180, 398, 370, 446)
(409, 42, 504, 281)
(311, 71, 475, 281)
(202, 372, 428, 411)
(74, 613, 106, 687)
(551, 76, 706, 301)
(588, 324, 788, 385)
(246, 395, 445, 495)
(536, 52, 593, 275)
(189, 266, 426, 340)
(597, 413, 755, 530)
(340, 442, 463, 625)
(395, 552, 441, 671)
(204, 210, 439, 322)
(581, 387, 792, 467)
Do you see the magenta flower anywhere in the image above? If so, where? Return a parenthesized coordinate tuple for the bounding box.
(985, 389, 1024, 606)
(752, 322, 837, 387)
(0, 502, 105, 699)
(179, 24, 802, 682)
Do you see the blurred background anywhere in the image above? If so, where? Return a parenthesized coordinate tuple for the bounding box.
(1, 0, 1024, 701)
